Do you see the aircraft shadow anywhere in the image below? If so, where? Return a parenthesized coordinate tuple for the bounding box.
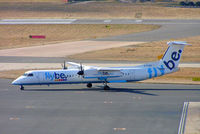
(25, 87, 158, 96)
(24, 86, 200, 96)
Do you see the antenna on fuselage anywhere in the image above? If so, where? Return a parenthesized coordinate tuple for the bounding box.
(77, 63, 84, 76)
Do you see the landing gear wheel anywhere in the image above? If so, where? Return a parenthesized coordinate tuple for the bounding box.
(87, 83, 92, 88)
(20, 85, 24, 90)
(104, 85, 110, 90)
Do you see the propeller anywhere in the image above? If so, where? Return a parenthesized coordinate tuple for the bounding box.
(77, 63, 84, 76)
(61, 61, 67, 70)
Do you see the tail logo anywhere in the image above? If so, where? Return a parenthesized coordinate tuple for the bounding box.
(163, 50, 182, 70)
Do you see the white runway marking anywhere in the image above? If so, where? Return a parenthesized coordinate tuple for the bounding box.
(9, 117, 20, 120)
(104, 101, 113, 104)
(135, 20, 143, 23)
(0, 19, 77, 25)
(178, 102, 189, 134)
(132, 96, 142, 100)
(25, 106, 35, 109)
(104, 20, 112, 23)
(113, 128, 126, 131)
(1, 19, 77, 22)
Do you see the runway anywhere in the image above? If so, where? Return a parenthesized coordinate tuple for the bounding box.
(0, 78, 200, 134)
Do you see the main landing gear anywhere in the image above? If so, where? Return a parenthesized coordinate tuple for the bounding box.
(87, 83, 92, 88)
(20, 85, 24, 90)
(104, 85, 110, 90)
(103, 82, 110, 90)
(86, 82, 110, 90)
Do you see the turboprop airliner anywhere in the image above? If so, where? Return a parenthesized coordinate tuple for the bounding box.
(12, 41, 190, 90)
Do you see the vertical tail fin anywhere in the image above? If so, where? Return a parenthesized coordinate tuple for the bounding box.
(161, 41, 190, 71)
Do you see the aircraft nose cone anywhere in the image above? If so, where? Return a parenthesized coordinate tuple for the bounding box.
(12, 79, 20, 85)
(12, 80, 17, 85)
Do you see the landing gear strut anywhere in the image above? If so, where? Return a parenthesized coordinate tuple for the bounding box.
(20, 85, 24, 90)
(87, 83, 92, 88)
(104, 85, 110, 90)
(103, 82, 110, 90)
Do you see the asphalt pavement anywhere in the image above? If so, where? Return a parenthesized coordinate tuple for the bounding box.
(95, 23, 200, 41)
(0, 79, 200, 134)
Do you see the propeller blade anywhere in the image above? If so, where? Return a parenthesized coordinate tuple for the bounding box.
(80, 63, 82, 71)
(77, 62, 84, 75)
(67, 62, 81, 67)
(64, 61, 66, 69)
(62, 61, 67, 70)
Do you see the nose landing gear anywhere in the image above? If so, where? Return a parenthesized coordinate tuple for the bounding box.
(20, 85, 24, 90)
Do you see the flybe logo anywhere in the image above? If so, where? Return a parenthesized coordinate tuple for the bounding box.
(163, 49, 182, 70)
(45, 72, 67, 81)
(148, 65, 165, 79)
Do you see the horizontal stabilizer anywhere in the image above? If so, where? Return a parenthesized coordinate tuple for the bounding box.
(167, 41, 191, 46)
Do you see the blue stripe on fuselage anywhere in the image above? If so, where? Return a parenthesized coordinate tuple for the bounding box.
(12, 79, 134, 86)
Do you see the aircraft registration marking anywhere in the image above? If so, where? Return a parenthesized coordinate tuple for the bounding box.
(104, 101, 112, 104)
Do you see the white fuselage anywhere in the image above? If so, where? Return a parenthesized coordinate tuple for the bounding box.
(12, 41, 189, 88)
(11, 66, 171, 86)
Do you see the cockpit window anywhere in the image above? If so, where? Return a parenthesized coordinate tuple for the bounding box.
(23, 73, 33, 77)
(28, 73, 33, 77)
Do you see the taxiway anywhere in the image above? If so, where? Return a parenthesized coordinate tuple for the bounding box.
(0, 79, 200, 134)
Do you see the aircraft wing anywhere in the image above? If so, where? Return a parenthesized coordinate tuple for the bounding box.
(97, 67, 121, 72)
(84, 67, 122, 80)
(67, 62, 82, 67)
(67, 62, 98, 69)
(67, 62, 123, 80)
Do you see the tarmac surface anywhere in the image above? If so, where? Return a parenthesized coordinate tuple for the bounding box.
(0, 78, 200, 134)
